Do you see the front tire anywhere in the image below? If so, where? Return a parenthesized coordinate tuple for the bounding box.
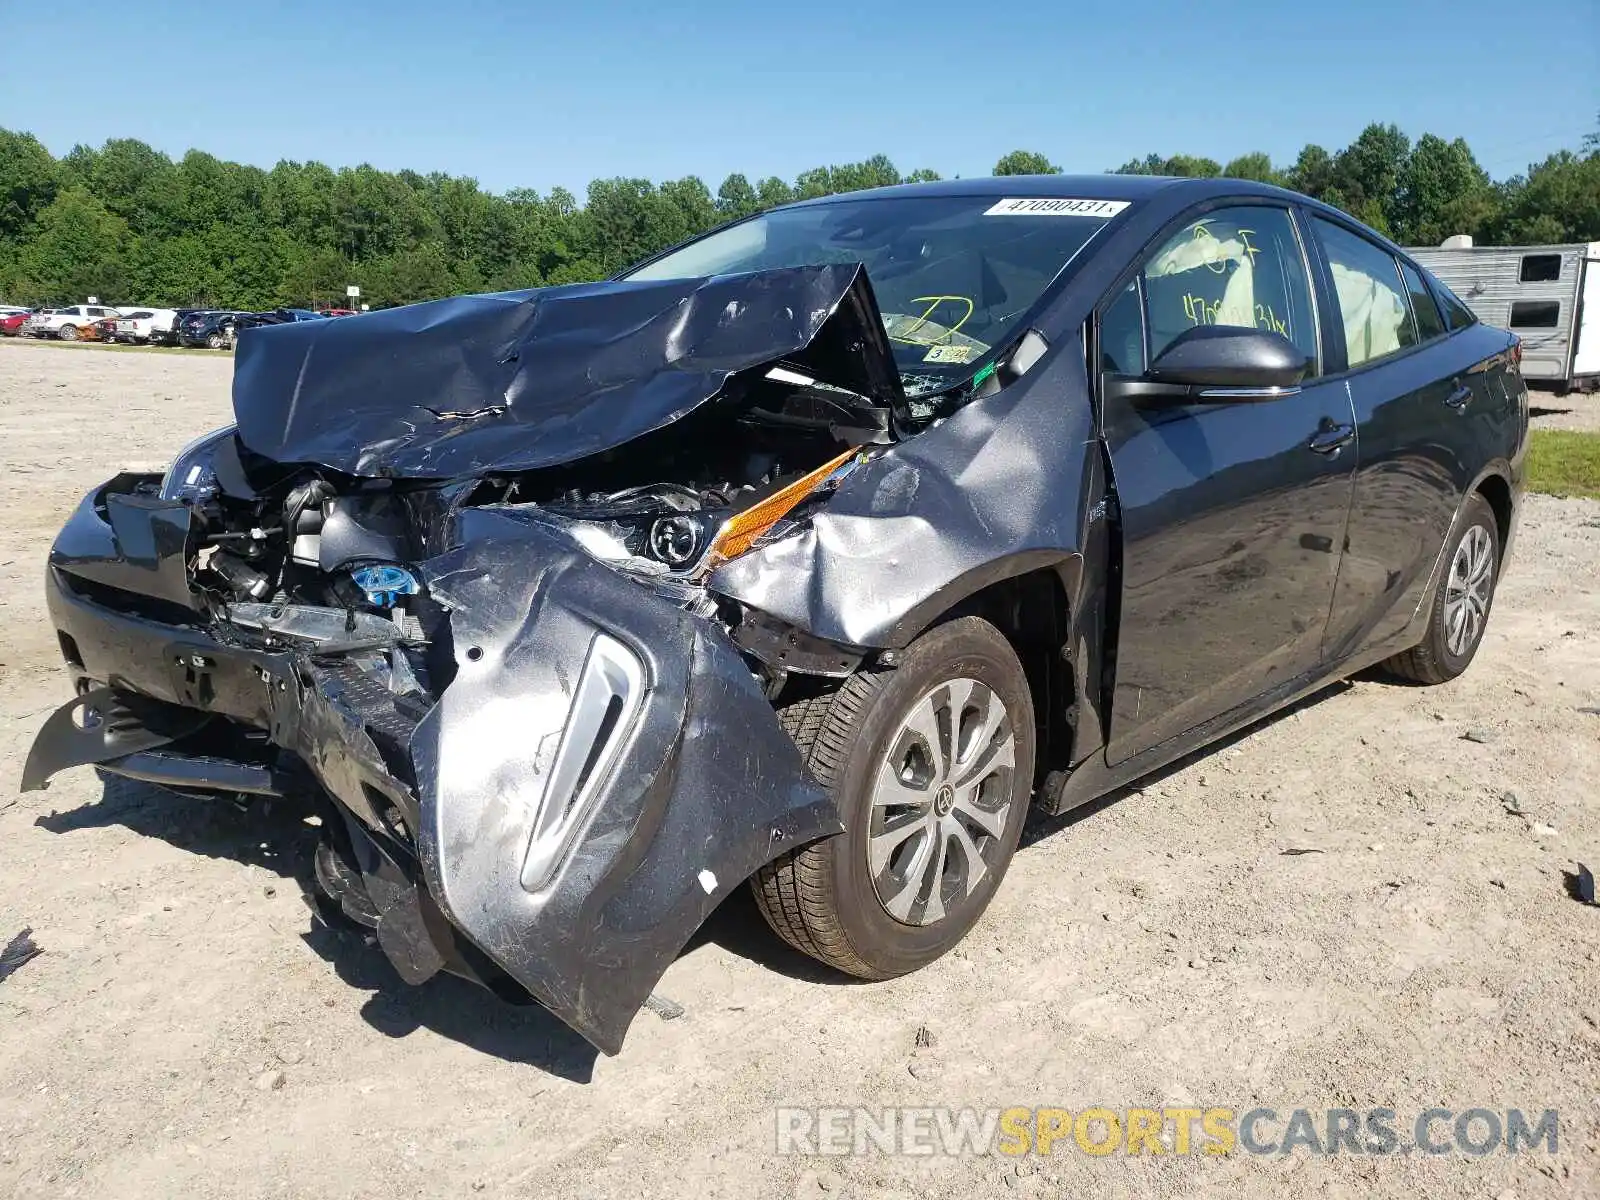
(205, 332, 224, 349)
(57, 324, 78, 341)
(752, 616, 1035, 979)
(1384, 492, 1499, 684)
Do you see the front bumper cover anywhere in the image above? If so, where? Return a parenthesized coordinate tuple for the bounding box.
(25, 487, 841, 1055)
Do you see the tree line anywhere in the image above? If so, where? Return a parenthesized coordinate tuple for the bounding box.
(1, 120, 1595, 312)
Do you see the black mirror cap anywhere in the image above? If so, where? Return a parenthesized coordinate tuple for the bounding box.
(1146, 325, 1310, 390)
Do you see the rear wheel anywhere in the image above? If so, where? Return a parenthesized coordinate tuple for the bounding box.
(752, 616, 1035, 979)
(1384, 492, 1499, 683)
(57, 324, 78, 341)
(205, 332, 224, 349)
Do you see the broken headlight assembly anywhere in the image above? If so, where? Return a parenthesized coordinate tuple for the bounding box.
(552, 448, 864, 580)
(158, 425, 236, 502)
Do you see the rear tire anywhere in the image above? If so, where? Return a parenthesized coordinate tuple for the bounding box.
(205, 332, 224, 349)
(1383, 492, 1499, 684)
(752, 616, 1035, 979)
(57, 324, 78, 341)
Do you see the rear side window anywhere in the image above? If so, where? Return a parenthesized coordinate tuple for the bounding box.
(1399, 261, 1446, 341)
(1312, 218, 1415, 367)
(1139, 205, 1319, 374)
(1519, 254, 1562, 283)
(1436, 283, 1476, 330)
(1509, 300, 1560, 328)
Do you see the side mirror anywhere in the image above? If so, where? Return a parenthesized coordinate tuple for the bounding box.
(1149, 325, 1310, 389)
(1106, 325, 1311, 407)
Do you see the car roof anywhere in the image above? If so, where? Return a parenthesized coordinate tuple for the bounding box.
(784, 173, 1302, 209)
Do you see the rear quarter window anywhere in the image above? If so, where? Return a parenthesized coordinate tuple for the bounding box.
(1399, 261, 1446, 341)
(1425, 269, 1477, 331)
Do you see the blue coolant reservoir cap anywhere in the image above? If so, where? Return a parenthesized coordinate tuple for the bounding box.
(350, 564, 420, 607)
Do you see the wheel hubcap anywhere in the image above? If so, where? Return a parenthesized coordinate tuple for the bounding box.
(1444, 525, 1494, 658)
(867, 677, 1017, 927)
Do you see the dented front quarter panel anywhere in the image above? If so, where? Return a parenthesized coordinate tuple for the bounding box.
(409, 511, 839, 1055)
(710, 343, 1099, 650)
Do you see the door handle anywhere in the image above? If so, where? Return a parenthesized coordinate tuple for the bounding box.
(1444, 383, 1473, 410)
(1307, 422, 1355, 455)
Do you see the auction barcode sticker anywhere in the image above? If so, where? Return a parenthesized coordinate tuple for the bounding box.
(984, 198, 1130, 217)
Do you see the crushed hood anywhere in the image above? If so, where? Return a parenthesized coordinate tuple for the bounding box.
(230, 264, 905, 479)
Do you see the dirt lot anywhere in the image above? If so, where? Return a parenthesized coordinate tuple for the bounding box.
(1, 340, 1597, 1200)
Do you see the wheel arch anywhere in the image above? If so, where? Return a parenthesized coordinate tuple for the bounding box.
(889, 554, 1082, 784)
(1472, 467, 1514, 563)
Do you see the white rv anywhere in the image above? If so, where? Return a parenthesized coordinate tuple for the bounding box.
(1408, 237, 1599, 392)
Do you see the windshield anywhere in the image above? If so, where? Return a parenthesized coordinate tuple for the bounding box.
(623, 194, 1129, 395)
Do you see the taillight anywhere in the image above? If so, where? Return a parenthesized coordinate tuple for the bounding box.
(1509, 336, 1522, 368)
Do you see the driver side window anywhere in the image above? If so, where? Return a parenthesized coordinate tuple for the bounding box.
(1139, 205, 1319, 377)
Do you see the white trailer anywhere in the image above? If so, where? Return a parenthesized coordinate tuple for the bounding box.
(1408, 237, 1600, 392)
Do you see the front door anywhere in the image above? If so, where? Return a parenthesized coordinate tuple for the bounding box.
(1098, 203, 1356, 766)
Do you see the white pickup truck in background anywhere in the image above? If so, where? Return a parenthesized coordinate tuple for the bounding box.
(20, 304, 125, 340)
(111, 309, 178, 344)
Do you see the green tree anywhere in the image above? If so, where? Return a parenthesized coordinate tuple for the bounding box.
(755, 176, 797, 209)
(2, 123, 1593, 311)
(0, 129, 58, 240)
(14, 187, 129, 302)
(1110, 153, 1221, 177)
(1392, 134, 1498, 246)
(1163, 154, 1222, 178)
(1490, 150, 1600, 243)
(1285, 145, 1337, 200)
(367, 242, 458, 306)
(715, 173, 761, 220)
(1222, 152, 1280, 184)
(993, 150, 1060, 176)
(1111, 153, 1166, 175)
(1329, 123, 1410, 230)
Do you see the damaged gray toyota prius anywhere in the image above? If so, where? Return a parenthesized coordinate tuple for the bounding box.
(24, 175, 1526, 1054)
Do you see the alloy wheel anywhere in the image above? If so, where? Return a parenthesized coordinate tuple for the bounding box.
(867, 677, 1017, 927)
(1444, 524, 1494, 657)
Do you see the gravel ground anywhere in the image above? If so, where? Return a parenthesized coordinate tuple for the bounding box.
(1, 339, 1597, 1200)
(1527, 382, 1600, 433)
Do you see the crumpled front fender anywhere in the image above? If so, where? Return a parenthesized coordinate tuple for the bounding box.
(411, 515, 840, 1054)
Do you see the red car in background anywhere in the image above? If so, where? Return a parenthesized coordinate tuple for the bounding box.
(0, 311, 29, 337)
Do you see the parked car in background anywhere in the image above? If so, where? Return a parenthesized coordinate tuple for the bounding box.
(236, 307, 331, 333)
(147, 309, 205, 346)
(0, 311, 30, 337)
(91, 317, 120, 342)
(111, 309, 179, 345)
(175, 310, 244, 349)
(19, 176, 1529, 1056)
(21, 304, 124, 341)
(0, 305, 30, 318)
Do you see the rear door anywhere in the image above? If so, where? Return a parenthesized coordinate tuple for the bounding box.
(1306, 216, 1515, 659)
(1099, 202, 1357, 765)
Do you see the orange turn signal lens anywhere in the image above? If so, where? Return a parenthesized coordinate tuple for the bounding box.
(704, 448, 859, 568)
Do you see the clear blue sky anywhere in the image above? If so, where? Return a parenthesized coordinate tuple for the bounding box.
(2, 0, 1595, 196)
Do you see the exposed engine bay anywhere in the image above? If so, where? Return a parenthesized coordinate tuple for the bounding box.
(166, 365, 891, 687)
